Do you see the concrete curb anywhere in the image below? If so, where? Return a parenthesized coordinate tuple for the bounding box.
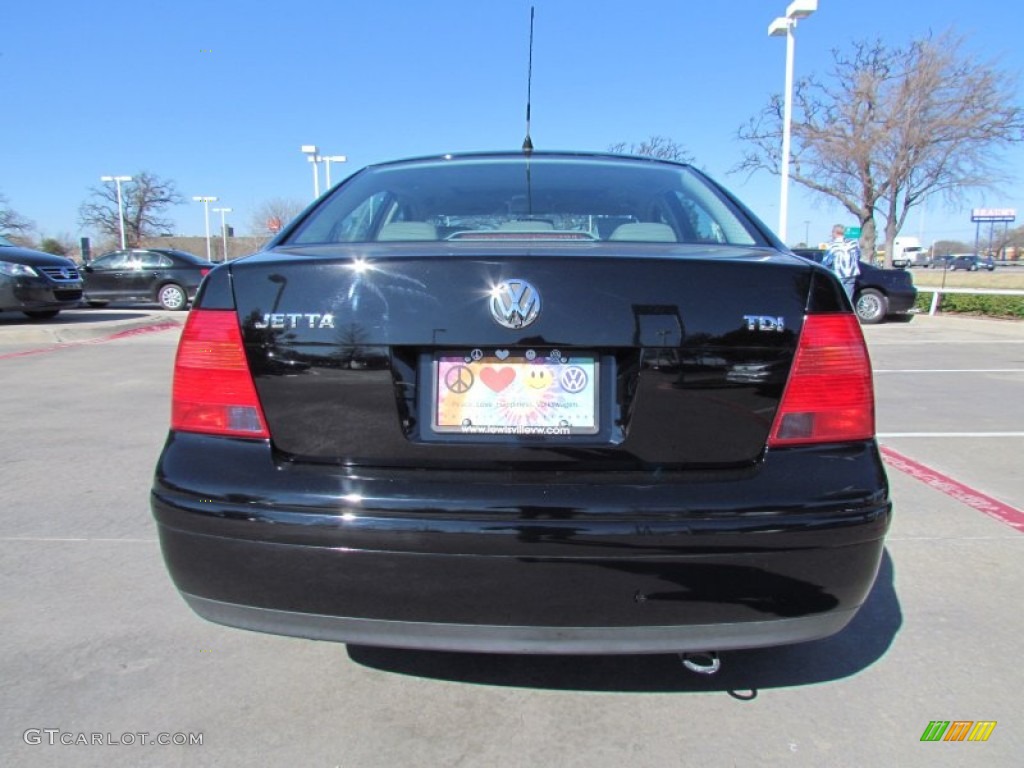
(50, 315, 186, 344)
(0, 310, 188, 346)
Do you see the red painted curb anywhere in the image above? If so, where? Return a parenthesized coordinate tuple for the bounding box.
(881, 445, 1024, 533)
(0, 321, 180, 361)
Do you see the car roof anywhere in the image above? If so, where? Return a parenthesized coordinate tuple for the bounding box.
(361, 150, 695, 173)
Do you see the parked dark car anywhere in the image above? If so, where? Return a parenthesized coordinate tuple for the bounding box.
(82, 248, 213, 310)
(791, 248, 917, 324)
(0, 235, 83, 319)
(152, 152, 891, 660)
(949, 254, 995, 272)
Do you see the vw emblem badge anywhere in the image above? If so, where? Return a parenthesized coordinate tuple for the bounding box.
(489, 279, 541, 329)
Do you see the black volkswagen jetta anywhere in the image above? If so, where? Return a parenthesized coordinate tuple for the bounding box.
(152, 152, 891, 657)
(82, 248, 213, 310)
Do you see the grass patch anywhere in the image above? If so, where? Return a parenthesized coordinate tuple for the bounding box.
(914, 291, 1024, 318)
(909, 267, 1024, 290)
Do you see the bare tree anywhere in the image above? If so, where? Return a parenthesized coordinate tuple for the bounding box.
(932, 239, 972, 257)
(608, 136, 693, 163)
(250, 197, 307, 240)
(78, 172, 183, 247)
(37, 237, 69, 256)
(736, 32, 1024, 265)
(0, 193, 34, 235)
(985, 223, 1024, 259)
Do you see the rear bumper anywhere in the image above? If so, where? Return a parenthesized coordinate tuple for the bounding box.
(152, 433, 891, 654)
(181, 594, 860, 654)
(886, 288, 917, 314)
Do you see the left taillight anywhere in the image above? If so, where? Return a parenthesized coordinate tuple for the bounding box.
(768, 313, 875, 447)
(171, 309, 269, 438)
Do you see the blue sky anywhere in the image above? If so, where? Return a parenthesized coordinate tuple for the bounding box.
(3, 0, 1023, 247)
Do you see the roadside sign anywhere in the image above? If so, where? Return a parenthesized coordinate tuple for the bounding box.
(971, 208, 1016, 223)
(844, 227, 862, 238)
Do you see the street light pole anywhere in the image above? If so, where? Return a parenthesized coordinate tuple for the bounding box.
(212, 207, 232, 262)
(301, 145, 346, 197)
(301, 145, 320, 199)
(323, 155, 347, 188)
(100, 175, 133, 249)
(768, 0, 817, 244)
(192, 196, 218, 261)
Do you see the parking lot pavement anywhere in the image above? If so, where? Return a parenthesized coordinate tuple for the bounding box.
(1, 311, 1021, 766)
(864, 314, 1024, 515)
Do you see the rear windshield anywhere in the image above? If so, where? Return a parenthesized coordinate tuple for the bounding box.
(285, 156, 761, 246)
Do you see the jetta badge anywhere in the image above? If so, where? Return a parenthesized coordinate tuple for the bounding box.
(490, 279, 541, 329)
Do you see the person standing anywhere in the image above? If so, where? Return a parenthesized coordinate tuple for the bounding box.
(823, 224, 861, 303)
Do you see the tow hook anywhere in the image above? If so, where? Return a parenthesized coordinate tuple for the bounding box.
(679, 651, 720, 675)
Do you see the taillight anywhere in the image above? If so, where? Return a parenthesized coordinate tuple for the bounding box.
(171, 309, 269, 438)
(768, 313, 874, 446)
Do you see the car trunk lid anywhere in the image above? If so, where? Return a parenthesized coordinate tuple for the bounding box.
(223, 244, 830, 469)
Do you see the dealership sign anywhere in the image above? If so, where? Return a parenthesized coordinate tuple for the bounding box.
(971, 208, 1016, 223)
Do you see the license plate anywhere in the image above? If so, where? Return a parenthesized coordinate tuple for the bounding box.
(432, 349, 599, 436)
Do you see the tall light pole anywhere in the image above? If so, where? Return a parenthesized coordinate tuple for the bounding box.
(212, 207, 232, 262)
(322, 155, 347, 188)
(301, 145, 346, 197)
(301, 145, 320, 199)
(768, 0, 817, 244)
(192, 196, 218, 261)
(100, 175, 133, 249)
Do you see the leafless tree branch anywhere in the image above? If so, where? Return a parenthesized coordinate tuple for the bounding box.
(609, 136, 694, 163)
(78, 172, 183, 247)
(736, 31, 1024, 265)
(0, 193, 35, 235)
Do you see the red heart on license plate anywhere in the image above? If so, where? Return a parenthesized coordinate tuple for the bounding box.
(480, 366, 515, 392)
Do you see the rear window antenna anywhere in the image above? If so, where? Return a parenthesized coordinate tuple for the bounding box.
(522, 6, 535, 154)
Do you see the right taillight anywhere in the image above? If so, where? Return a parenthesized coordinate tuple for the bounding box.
(171, 309, 269, 439)
(768, 313, 874, 446)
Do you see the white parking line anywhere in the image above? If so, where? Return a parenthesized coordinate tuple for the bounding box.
(867, 339, 1024, 344)
(879, 432, 1024, 438)
(0, 537, 157, 543)
(875, 368, 1024, 373)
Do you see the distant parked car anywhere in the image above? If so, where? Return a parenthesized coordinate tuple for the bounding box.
(949, 254, 995, 272)
(791, 248, 917, 324)
(82, 249, 213, 310)
(0, 235, 83, 319)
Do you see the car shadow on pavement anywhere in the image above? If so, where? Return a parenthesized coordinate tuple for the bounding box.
(347, 549, 901, 694)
